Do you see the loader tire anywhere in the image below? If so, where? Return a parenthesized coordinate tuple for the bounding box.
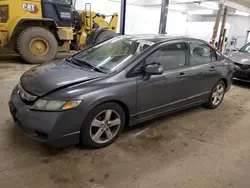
(94, 30, 118, 44)
(14, 47, 20, 55)
(86, 31, 95, 47)
(17, 27, 58, 64)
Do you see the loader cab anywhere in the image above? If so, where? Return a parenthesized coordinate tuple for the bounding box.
(42, 0, 81, 29)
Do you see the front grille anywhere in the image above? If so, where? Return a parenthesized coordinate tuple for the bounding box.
(18, 84, 37, 103)
(234, 70, 250, 79)
(234, 62, 250, 70)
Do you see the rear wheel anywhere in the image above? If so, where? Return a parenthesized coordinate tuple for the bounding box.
(17, 27, 58, 64)
(86, 30, 118, 47)
(204, 80, 226, 109)
(80, 102, 125, 148)
(94, 30, 118, 44)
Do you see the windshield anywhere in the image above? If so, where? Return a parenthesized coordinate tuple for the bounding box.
(240, 43, 250, 53)
(72, 37, 154, 72)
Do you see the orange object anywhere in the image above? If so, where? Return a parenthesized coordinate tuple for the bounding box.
(62, 101, 73, 110)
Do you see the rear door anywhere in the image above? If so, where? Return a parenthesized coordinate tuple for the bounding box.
(187, 40, 219, 102)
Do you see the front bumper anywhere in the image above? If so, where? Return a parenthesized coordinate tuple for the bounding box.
(9, 86, 84, 148)
(0, 31, 8, 48)
(233, 66, 250, 82)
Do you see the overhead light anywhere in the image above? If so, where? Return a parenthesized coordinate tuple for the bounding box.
(199, 2, 218, 10)
(169, 5, 186, 12)
(235, 10, 250, 17)
(188, 10, 214, 15)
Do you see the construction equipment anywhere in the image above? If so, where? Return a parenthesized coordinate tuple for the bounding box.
(0, 0, 118, 64)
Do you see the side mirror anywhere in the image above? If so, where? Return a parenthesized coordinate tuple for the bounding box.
(145, 63, 164, 75)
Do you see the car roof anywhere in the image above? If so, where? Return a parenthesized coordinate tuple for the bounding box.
(121, 34, 202, 44)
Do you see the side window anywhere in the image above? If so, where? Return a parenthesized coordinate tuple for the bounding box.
(189, 42, 217, 66)
(145, 42, 187, 70)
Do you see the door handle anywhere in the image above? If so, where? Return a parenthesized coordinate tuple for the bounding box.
(177, 72, 188, 79)
(210, 66, 216, 71)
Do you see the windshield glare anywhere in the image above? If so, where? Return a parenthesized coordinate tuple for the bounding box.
(73, 37, 154, 72)
(240, 44, 250, 53)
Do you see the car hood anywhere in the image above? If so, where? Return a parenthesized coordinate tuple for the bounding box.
(231, 51, 250, 64)
(20, 60, 106, 96)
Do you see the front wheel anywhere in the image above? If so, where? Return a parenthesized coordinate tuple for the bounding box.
(204, 80, 226, 109)
(16, 27, 58, 64)
(80, 102, 125, 148)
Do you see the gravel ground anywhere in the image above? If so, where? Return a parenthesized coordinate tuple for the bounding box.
(1, 54, 250, 188)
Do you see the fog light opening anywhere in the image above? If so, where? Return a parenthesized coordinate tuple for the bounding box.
(35, 130, 48, 139)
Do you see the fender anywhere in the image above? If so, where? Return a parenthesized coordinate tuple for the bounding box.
(11, 18, 58, 39)
(84, 95, 133, 126)
(86, 94, 125, 113)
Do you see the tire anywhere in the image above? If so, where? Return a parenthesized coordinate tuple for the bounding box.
(86, 31, 95, 47)
(16, 27, 58, 64)
(80, 102, 125, 148)
(14, 48, 19, 55)
(204, 80, 226, 109)
(94, 30, 118, 44)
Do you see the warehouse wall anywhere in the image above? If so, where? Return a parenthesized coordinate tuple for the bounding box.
(75, 0, 188, 35)
(76, 0, 250, 49)
(187, 15, 250, 48)
(185, 22, 231, 43)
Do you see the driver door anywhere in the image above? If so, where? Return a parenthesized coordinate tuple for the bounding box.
(136, 41, 190, 120)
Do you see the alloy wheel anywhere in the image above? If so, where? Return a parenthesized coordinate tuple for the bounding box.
(212, 84, 225, 106)
(89, 109, 121, 144)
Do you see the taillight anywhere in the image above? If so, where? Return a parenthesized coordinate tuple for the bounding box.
(0, 6, 8, 23)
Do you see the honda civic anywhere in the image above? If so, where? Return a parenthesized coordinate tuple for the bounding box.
(9, 35, 234, 148)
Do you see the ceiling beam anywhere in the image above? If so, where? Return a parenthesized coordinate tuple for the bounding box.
(111, 0, 250, 13)
(170, 0, 217, 4)
(223, 0, 250, 13)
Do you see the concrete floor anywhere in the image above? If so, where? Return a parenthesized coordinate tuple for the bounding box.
(1, 54, 250, 188)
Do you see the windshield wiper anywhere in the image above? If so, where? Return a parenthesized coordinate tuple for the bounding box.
(65, 57, 82, 68)
(74, 58, 107, 74)
(66, 57, 107, 73)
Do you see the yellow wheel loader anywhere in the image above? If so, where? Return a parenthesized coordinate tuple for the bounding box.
(0, 0, 118, 64)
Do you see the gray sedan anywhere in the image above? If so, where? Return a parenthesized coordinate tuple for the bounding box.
(9, 35, 234, 148)
(231, 43, 250, 82)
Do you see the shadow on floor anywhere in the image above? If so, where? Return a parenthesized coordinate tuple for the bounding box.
(233, 79, 250, 89)
(0, 54, 25, 64)
(0, 52, 75, 65)
(6, 105, 203, 155)
(124, 105, 201, 134)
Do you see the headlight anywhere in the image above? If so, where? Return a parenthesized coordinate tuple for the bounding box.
(32, 99, 82, 111)
(18, 84, 37, 102)
(0, 6, 8, 23)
